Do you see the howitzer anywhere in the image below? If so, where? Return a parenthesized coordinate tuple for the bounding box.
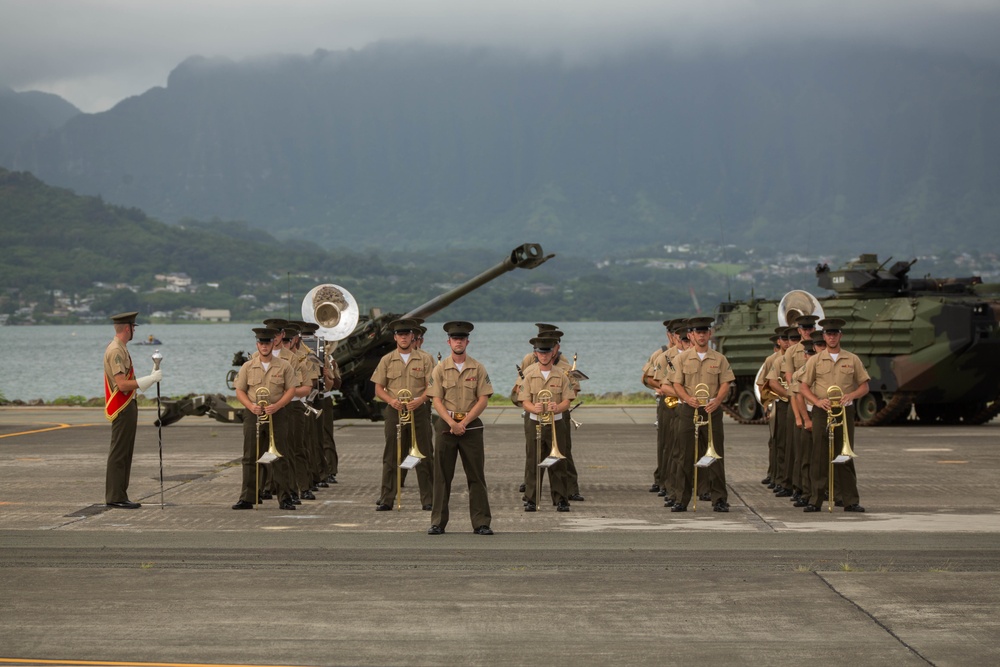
(312, 243, 554, 421)
(156, 244, 553, 427)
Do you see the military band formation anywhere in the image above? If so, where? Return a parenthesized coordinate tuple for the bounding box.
(102, 309, 870, 530)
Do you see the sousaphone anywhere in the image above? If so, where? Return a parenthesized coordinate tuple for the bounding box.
(777, 290, 825, 328)
(301, 284, 361, 342)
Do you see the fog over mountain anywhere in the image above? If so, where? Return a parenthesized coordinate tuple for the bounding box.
(4, 41, 999, 257)
(4, 1, 1000, 113)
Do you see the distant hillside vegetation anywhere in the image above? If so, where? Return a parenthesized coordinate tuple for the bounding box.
(0, 168, 330, 289)
(4, 168, 700, 321)
(6, 42, 1000, 255)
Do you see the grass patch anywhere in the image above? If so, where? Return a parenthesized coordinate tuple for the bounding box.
(707, 262, 746, 275)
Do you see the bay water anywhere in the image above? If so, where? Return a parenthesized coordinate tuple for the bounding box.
(0, 322, 671, 402)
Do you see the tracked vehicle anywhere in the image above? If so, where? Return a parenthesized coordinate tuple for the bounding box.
(714, 253, 1000, 425)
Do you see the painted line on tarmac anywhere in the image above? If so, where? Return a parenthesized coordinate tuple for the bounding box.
(0, 658, 315, 667)
(0, 423, 101, 439)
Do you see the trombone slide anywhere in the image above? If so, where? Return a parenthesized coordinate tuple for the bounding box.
(826, 385, 857, 511)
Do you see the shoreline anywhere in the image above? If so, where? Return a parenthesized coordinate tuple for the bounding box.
(0, 391, 658, 409)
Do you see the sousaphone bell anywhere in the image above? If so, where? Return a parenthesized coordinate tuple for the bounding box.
(301, 283, 361, 342)
(777, 290, 825, 328)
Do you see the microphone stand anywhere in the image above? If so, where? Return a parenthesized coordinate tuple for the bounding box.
(152, 350, 164, 509)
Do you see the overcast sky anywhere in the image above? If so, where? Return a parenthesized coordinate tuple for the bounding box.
(3, 0, 1000, 113)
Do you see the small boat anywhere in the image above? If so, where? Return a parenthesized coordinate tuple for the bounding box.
(136, 335, 163, 345)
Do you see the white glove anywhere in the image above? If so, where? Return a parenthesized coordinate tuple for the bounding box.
(136, 369, 163, 393)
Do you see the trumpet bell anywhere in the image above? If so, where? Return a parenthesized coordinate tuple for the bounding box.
(301, 284, 360, 341)
(777, 289, 826, 327)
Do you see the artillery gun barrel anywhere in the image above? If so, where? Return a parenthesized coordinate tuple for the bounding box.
(403, 243, 553, 320)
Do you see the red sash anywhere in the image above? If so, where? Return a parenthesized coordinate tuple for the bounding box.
(105, 367, 135, 422)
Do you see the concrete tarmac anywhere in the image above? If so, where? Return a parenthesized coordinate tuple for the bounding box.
(1, 405, 999, 666)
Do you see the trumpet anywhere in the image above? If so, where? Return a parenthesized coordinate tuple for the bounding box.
(691, 383, 722, 511)
(304, 388, 323, 419)
(826, 385, 858, 512)
(568, 401, 584, 429)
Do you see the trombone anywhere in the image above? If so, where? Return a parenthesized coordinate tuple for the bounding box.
(691, 383, 722, 511)
(826, 385, 858, 512)
(533, 389, 566, 508)
(253, 387, 282, 509)
(538, 389, 566, 464)
(396, 389, 426, 510)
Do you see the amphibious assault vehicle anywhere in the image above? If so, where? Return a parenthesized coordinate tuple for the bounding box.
(156, 243, 553, 426)
(713, 253, 1000, 426)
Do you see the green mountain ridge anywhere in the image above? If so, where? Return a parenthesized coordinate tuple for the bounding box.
(4, 42, 1000, 256)
(3, 167, 707, 322)
(0, 85, 80, 157)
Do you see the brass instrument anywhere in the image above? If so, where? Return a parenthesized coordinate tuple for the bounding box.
(777, 289, 826, 327)
(568, 401, 584, 429)
(253, 387, 282, 509)
(300, 283, 360, 341)
(691, 383, 722, 511)
(394, 389, 424, 510)
(538, 389, 566, 463)
(826, 385, 858, 512)
(661, 357, 679, 408)
(755, 360, 778, 408)
(532, 389, 566, 507)
(534, 389, 544, 507)
(255, 387, 282, 461)
(568, 352, 589, 381)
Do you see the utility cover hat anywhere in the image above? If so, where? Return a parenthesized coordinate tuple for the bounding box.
(818, 317, 847, 333)
(389, 318, 423, 333)
(253, 327, 278, 342)
(443, 321, 474, 337)
(529, 337, 554, 351)
(110, 312, 139, 325)
(687, 317, 714, 331)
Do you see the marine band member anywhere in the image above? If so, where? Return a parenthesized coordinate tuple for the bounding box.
(426, 321, 494, 536)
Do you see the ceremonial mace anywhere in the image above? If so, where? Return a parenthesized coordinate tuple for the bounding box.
(151, 349, 164, 509)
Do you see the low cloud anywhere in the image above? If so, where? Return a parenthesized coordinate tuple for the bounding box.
(3, 0, 1000, 111)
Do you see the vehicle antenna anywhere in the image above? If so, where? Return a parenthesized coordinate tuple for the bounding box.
(689, 286, 702, 314)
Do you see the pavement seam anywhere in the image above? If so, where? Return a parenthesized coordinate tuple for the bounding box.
(814, 571, 936, 666)
(726, 483, 777, 532)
